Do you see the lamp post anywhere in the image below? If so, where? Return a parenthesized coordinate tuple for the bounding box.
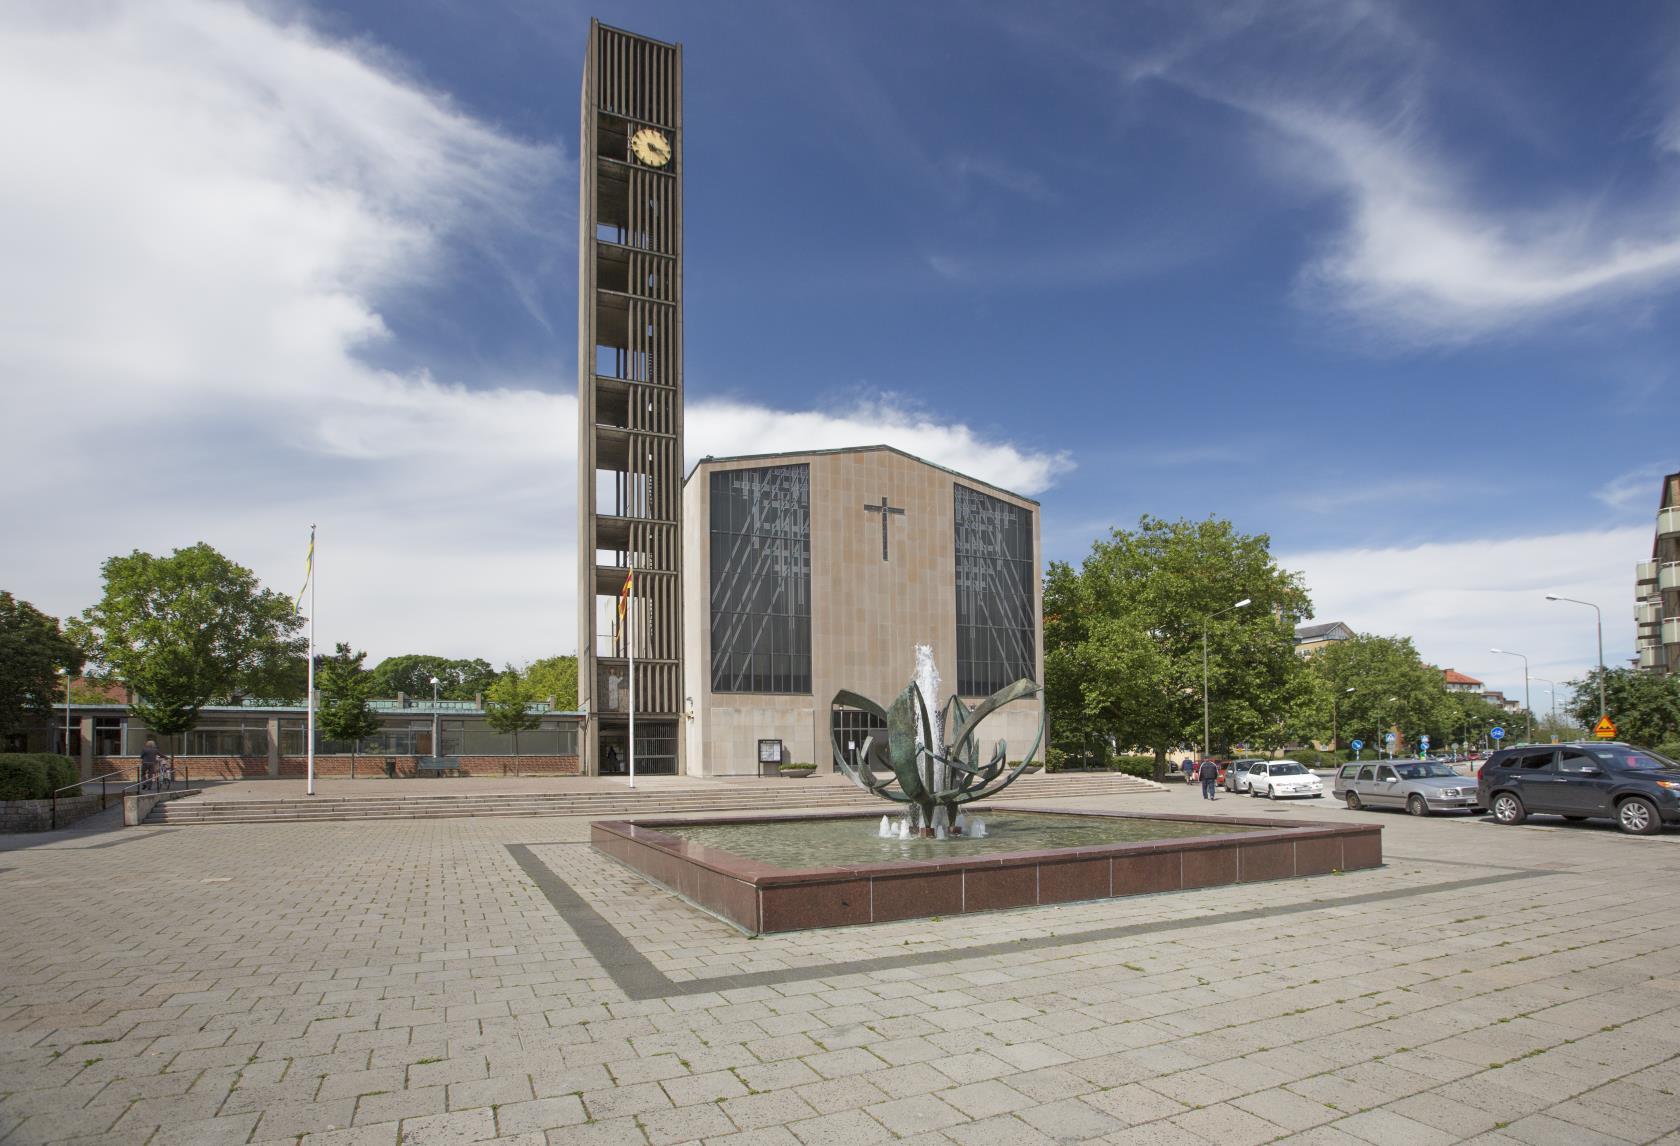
(59, 667, 71, 757)
(1545, 594, 1606, 721)
(430, 676, 441, 759)
(1331, 686, 1354, 752)
(1202, 598, 1251, 760)
(1490, 648, 1531, 742)
(1531, 677, 1559, 738)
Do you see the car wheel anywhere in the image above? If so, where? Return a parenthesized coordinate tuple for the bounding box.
(1345, 792, 1361, 810)
(1491, 792, 1526, 825)
(1617, 797, 1661, 836)
(1407, 794, 1429, 817)
(1267, 788, 1278, 801)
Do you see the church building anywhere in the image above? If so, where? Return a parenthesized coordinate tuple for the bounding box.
(680, 446, 1044, 777)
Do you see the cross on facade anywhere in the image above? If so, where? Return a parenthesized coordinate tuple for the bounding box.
(863, 495, 905, 560)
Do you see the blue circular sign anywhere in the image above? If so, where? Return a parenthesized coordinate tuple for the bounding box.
(1490, 727, 1505, 741)
(1350, 739, 1364, 750)
(1385, 732, 1396, 744)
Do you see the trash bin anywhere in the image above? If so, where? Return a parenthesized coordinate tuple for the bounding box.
(384, 758, 397, 778)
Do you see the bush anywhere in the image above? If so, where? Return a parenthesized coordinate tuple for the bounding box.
(1109, 755, 1156, 779)
(0, 754, 79, 800)
(778, 761, 815, 772)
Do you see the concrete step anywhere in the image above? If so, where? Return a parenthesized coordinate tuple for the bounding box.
(147, 775, 1164, 825)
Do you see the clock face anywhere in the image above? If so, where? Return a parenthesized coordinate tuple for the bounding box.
(630, 127, 671, 168)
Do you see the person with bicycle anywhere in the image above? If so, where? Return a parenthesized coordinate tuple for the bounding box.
(138, 739, 170, 791)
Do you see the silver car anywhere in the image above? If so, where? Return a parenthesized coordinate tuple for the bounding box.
(1225, 758, 1270, 793)
(1333, 760, 1477, 816)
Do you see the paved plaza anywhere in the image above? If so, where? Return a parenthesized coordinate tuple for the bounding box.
(4, 783, 1680, 1145)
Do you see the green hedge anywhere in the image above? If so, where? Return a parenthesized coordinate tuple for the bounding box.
(0, 754, 79, 800)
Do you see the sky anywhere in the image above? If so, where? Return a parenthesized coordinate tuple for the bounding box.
(2, 0, 1676, 707)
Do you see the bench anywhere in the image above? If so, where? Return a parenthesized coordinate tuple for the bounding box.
(416, 756, 464, 777)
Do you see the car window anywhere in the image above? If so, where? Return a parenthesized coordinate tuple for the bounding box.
(1586, 747, 1672, 771)
(1494, 752, 1518, 768)
(1520, 750, 1556, 770)
(1557, 750, 1599, 774)
(1377, 766, 1397, 782)
(1272, 763, 1307, 776)
(1339, 765, 1358, 779)
(1357, 766, 1375, 781)
(1397, 764, 1424, 779)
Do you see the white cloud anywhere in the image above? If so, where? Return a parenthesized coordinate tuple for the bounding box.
(0, 1, 1068, 665)
(1281, 527, 1647, 706)
(1594, 466, 1671, 516)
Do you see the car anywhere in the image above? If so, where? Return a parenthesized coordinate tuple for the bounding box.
(1248, 760, 1323, 800)
(1479, 742, 1680, 835)
(1225, 758, 1270, 793)
(1333, 759, 1477, 816)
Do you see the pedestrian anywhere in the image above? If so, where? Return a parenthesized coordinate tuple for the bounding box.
(138, 738, 168, 792)
(1197, 757, 1219, 801)
(1180, 756, 1195, 783)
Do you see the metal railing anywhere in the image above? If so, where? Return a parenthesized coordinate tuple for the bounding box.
(50, 765, 190, 830)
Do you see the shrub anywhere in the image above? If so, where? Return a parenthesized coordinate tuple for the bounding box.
(778, 761, 815, 772)
(0, 754, 78, 800)
(1109, 755, 1156, 779)
(1655, 742, 1680, 763)
(1045, 746, 1068, 773)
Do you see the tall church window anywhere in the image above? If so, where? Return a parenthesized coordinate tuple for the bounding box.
(954, 485, 1035, 696)
(710, 465, 812, 693)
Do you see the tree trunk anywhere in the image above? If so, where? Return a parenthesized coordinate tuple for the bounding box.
(1152, 745, 1167, 782)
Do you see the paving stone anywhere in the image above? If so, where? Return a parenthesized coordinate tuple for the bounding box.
(787, 1107, 895, 1145)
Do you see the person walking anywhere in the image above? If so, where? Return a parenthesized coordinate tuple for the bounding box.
(1197, 757, 1219, 801)
(138, 738, 169, 792)
(1180, 756, 1195, 783)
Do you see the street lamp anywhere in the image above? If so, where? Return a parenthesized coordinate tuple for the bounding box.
(430, 676, 441, 760)
(1490, 648, 1531, 742)
(1531, 677, 1559, 737)
(1202, 598, 1251, 760)
(58, 667, 71, 758)
(1545, 594, 1606, 722)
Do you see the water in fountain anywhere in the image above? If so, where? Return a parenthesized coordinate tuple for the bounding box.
(913, 644, 944, 799)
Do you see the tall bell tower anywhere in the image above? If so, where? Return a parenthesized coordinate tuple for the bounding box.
(576, 21, 684, 776)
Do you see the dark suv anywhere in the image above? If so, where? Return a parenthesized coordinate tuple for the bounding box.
(1479, 742, 1680, 835)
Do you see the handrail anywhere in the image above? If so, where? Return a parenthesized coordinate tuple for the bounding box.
(51, 763, 190, 829)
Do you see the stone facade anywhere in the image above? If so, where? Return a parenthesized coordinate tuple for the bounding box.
(0, 794, 104, 832)
(95, 754, 582, 780)
(682, 446, 1044, 777)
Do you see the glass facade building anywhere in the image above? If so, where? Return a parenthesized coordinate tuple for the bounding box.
(709, 464, 813, 693)
(954, 484, 1037, 696)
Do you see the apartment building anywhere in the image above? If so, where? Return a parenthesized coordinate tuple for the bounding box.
(1636, 470, 1680, 675)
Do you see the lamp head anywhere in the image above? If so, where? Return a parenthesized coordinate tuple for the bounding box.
(1544, 594, 1559, 601)
(430, 676, 440, 685)
(1234, 598, 1252, 609)
(1490, 648, 1502, 654)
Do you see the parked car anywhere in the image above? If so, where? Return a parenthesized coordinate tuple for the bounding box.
(1225, 758, 1270, 793)
(1333, 759, 1477, 816)
(1248, 760, 1323, 800)
(1479, 742, 1680, 835)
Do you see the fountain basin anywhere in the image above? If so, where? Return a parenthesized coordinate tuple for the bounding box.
(591, 806, 1381, 934)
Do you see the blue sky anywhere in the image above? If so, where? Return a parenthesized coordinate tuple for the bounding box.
(2, 0, 1676, 704)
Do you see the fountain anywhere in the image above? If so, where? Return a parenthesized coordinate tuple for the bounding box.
(591, 646, 1383, 934)
(830, 645, 1043, 838)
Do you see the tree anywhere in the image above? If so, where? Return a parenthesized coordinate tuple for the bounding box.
(1045, 516, 1313, 778)
(316, 643, 381, 778)
(69, 545, 305, 745)
(523, 655, 578, 710)
(483, 665, 541, 774)
(0, 592, 84, 745)
(1567, 668, 1680, 747)
(1300, 635, 1459, 754)
(367, 655, 496, 701)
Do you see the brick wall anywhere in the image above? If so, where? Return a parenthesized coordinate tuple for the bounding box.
(96, 755, 582, 779)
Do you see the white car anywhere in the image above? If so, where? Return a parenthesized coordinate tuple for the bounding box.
(1225, 759, 1270, 794)
(1248, 760, 1324, 800)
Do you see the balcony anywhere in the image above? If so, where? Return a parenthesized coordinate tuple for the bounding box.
(1641, 645, 1667, 671)
(1638, 600, 1662, 628)
(1665, 617, 1680, 646)
(1638, 560, 1659, 586)
(1661, 563, 1680, 592)
(1661, 507, 1680, 538)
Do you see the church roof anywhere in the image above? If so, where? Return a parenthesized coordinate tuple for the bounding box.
(684, 444, 1041, 506)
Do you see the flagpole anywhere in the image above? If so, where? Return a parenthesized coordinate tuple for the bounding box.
(628, 572, 636, 791)
(305, 526, 316, 797)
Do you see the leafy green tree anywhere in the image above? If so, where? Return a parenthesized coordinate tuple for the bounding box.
(0, 592, 85, 745)
(317, 643, 381, 778)
(1566, 668, 1680, 746)
(523, 655, 578, 709)
(483, 665, 541, 772)
(367, 655, 496, 701)
(69, 545, 305, 745)
(1045, 516, 1313, 777)
(1299, 635, 1461, 754)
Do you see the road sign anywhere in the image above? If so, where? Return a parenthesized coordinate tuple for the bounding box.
(1421, 736, 1430, 750)
(1385, 732, 1396, 745)
(1594, 716, 1617, 739)
(1490, 727, 1505, 741)
(1350, 739, 1364, 751)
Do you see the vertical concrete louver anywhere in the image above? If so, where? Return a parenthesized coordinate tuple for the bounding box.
(576, 21, 684, 775)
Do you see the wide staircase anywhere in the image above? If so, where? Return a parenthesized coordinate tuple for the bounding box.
(146, 773, 1165, 826)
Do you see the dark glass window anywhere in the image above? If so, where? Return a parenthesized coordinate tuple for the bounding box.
(710, 465, 811, 693)
(832, 705, 887, 772)
(953, 484, 1035, 696)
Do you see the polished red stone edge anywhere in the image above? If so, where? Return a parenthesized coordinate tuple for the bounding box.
(590, 805, 1382, 935)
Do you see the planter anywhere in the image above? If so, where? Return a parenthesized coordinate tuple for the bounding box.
(779, 768, 816, 780)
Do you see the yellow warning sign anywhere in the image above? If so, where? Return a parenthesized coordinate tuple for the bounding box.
(1593, 716, 1617, 739)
